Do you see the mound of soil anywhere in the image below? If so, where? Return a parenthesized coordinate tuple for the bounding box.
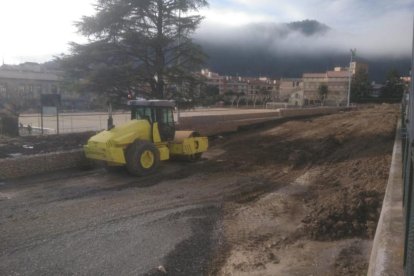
(213, 104, 399, 275)
(0, 132, 95, 158)
(302, 187, 382, 240)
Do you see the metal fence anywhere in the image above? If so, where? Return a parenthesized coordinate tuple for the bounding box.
(402, 22, 414, 275)
(19, 112, 131, 134)
(403, 92, 414, 275)
(17, 107, 275, 135)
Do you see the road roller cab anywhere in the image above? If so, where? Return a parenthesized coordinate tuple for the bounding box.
(84, 100, 208, 176)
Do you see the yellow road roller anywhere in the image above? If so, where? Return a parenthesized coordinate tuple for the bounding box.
(84, 100, 208, 176)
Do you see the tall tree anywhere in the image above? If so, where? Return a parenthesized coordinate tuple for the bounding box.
(351, 67, 371, 101)
(60, 0, 208, 100)
(318, 84, 328, 105)
(381, 69, 404, 99)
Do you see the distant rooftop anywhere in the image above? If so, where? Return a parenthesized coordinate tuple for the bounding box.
(303, 73, 326, 78)
(327, 71, 350, 78)
(0, 62, 61, 81)
(0, 70, 60, 81)
(303, 71, 350, 78)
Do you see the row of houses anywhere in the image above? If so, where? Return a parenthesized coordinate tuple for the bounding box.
(0, 61, 368, 110)
(201, 62, 369, 106)
(201, 70, 280, 97)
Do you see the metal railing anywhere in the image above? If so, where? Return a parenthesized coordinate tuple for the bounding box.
(402, 21, 414, 275)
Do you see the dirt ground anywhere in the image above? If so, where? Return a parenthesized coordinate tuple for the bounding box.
(211, 104, 398, 275)
(0, 132, 94, 158)
(0, 104, 398, 275)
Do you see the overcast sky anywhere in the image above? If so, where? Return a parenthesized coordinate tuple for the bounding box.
(0, 0, 412, 64)
(0, 0, 95, 64)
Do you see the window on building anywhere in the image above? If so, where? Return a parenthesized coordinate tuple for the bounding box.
(51, 85, 58, 94)
(18, 85, 25, 96)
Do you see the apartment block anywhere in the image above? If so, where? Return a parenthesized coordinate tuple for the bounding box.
(279, 78, 302, 101)
(0, 62, 96, 110)
(201, 69, 278, 98)
(221, 76, 248, 95)
(303, 71, 350, 105)
(200, 69, 223, 90)
(350, 62, 368, 75)
(0, 63, 63, 109)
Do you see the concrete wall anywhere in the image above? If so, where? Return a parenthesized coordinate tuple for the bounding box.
(367, 122, 404, 275)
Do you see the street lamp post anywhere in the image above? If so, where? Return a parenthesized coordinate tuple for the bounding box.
(347, 49, 356, 107)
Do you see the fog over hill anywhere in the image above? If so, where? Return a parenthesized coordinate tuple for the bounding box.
(194, 20, 411, 82)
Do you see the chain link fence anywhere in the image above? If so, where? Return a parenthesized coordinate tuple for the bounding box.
(17, 108, 275, 135)
(19, 112, 132, 135)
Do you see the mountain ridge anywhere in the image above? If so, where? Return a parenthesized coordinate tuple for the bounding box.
(195, 19, 410, 81)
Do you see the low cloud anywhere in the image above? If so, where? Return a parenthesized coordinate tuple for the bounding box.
(195, 15, 412, 59)
(200, 0, 413, 59)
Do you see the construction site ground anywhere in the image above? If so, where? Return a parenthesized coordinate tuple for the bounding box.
(0, 104, 398, 275)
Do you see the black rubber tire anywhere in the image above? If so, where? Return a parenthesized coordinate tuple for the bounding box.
(188, 153, 202, 162)
(104, 163, 125, 173)
(125, 140, 160, 176)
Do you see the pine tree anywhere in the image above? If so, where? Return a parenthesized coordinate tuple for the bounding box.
(381, 69, 404, 99)
(60, 0, 208, 100)
(351, 68, 371, 101)
(318, 84, 328, 105)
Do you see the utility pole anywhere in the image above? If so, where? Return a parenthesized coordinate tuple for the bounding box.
(347, 49, 356, 107)
(107, 99, 114, 130)
(176, 1, 182, 123)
